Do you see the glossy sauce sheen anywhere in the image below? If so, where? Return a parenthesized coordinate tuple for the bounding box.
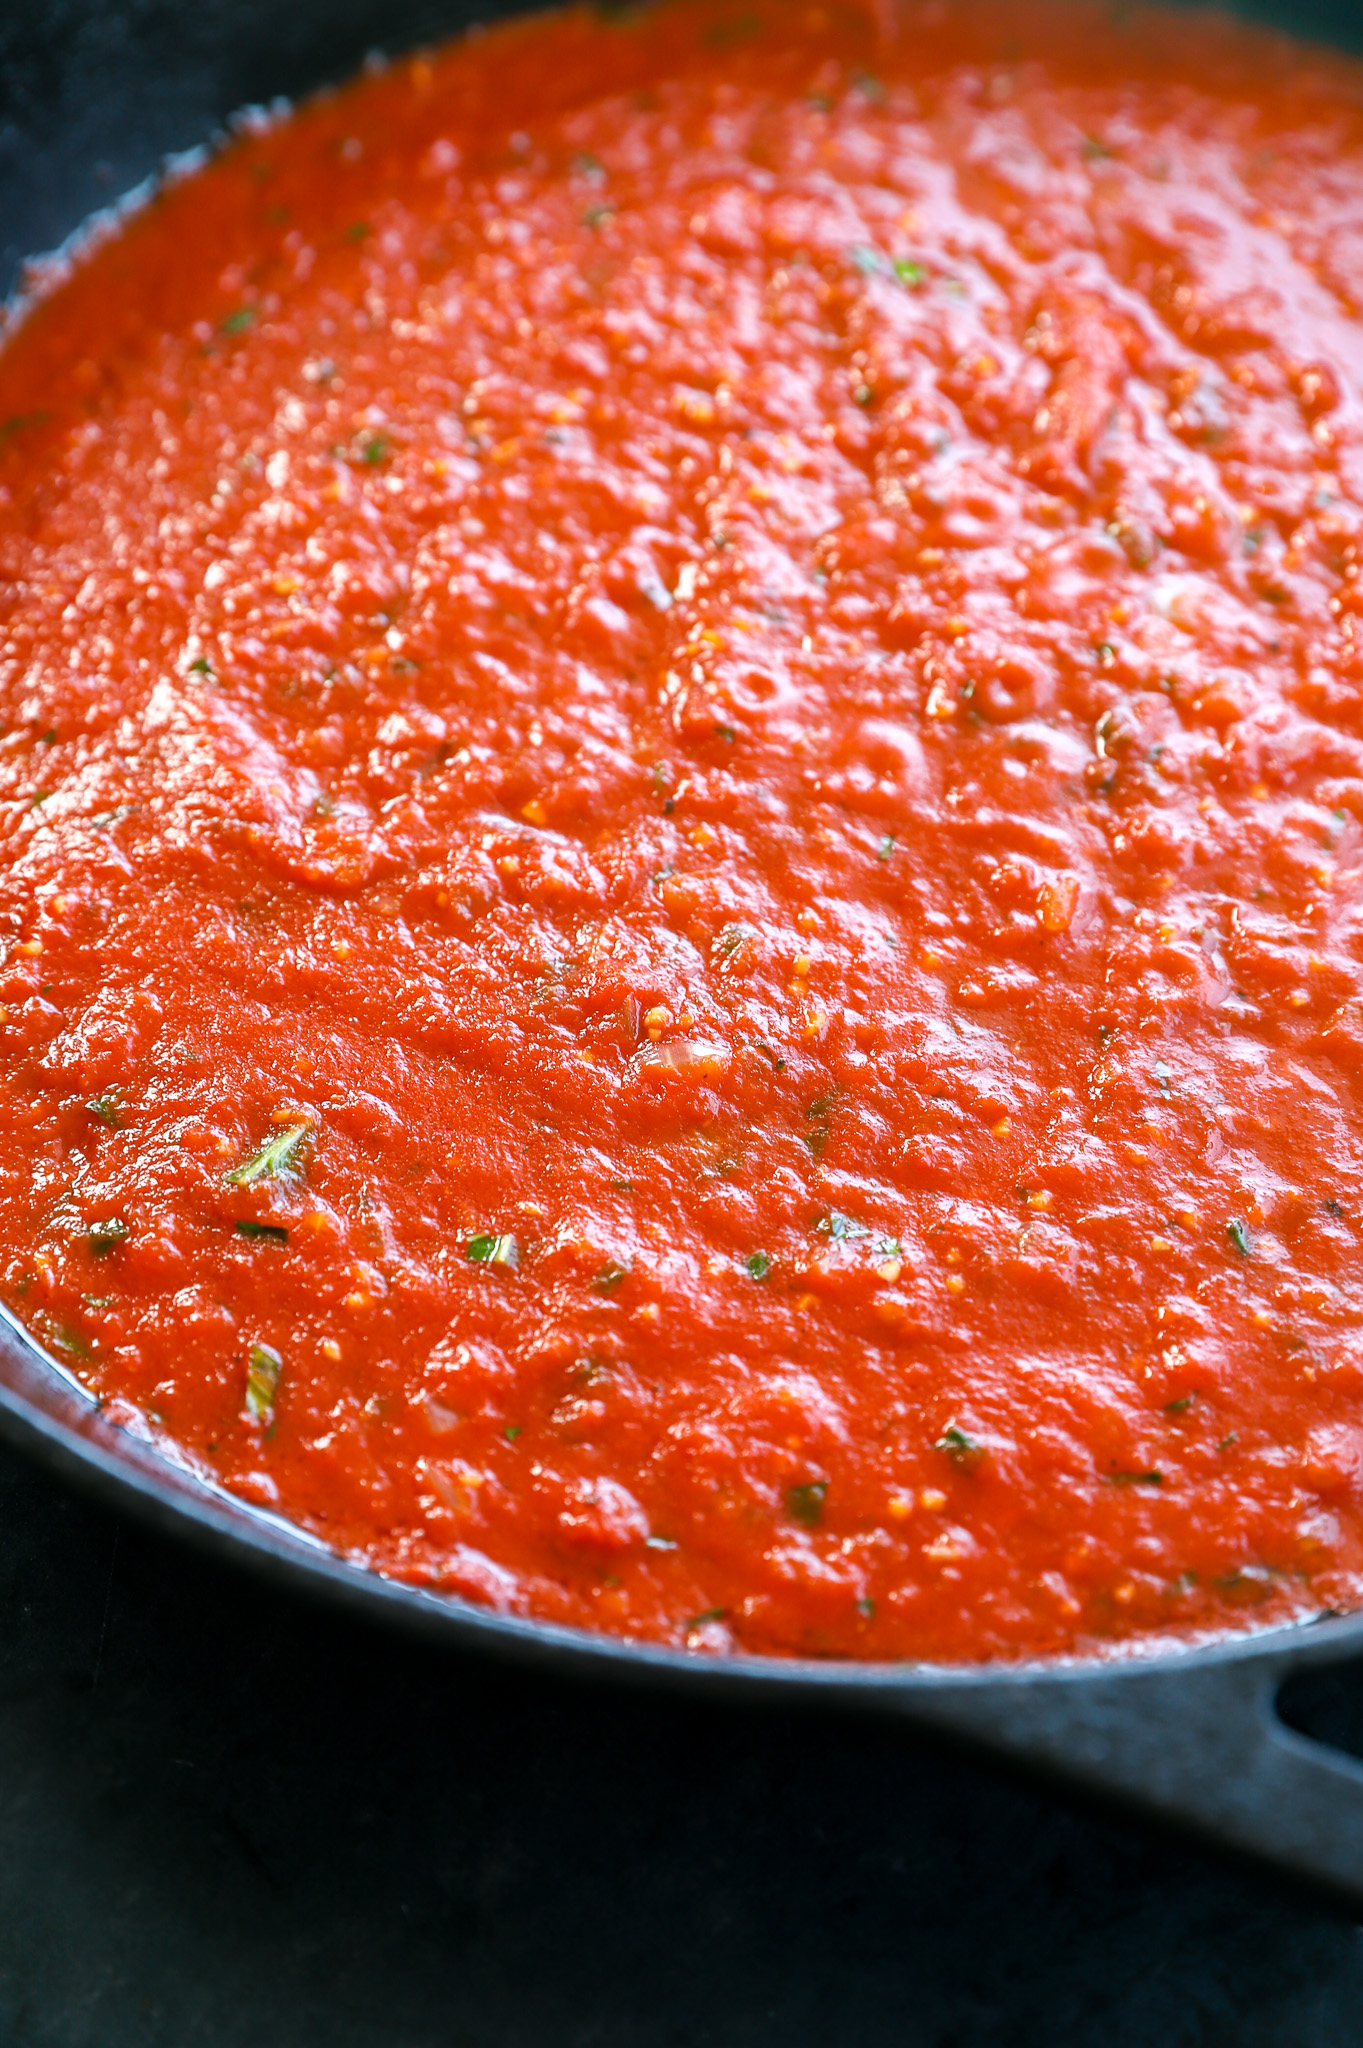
(1, 0, 1362, 1660)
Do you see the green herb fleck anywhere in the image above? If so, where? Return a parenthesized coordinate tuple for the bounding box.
(359, 432, 390, 466)
(788, 1479, 828, 1526)
(744, 1250, 772, 1281)
(582, 203, 615, 228)
(822, 1211, 866, 1241)
(936, 1423, 983, 1468)
(345, 220, 372, 242)
(40, 1317, 90, 1359)
(188, 656, 216, 682)
(86, 1092, 123, 1129)
(1164, 1392, 1196, 1415)
(245, 1341, 282, 1422)
(703, 9, 759, 45)
(504, 1424, 522, 1441)
(1227, 1218, 1252, 1257)
(467, 1231, 519, 1268)
(1325, 1198, 1344, 1218)
(235, 1220, 289, 1245)
(87, 1217, 129, 1258)
(878, 833, 896, 860)
(220, 305, 256, 335)
(856, 1596, 876, 1617)
(894, 258, 926, 287)
(687, 1607, 727, 1628)
(226, 1123, 312, 1186)
(0, 410, 51, 449)
(592, 1257, 630, 1294)
(1107, 1467, 1164, 1486)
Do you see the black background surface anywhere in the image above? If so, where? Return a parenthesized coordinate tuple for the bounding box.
(5, 0, 1363, 2039)
(5, 1432, 1363, 2048)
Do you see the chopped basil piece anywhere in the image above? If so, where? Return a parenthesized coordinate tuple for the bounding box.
(235, 1220, 289, 1245)
(592, 1257, 629, 1293)
(39, 1315, 90, 1358)
(220, 306, 256, 335)
(226, 1123, 311, 1185)
(895, 259, 926, 286)
(504, 1424, 522, 1441)
(86, 1092, 123, 1128)
(856, 1596, 876, 1617)
(87, 1217, 129, 1257)
(245, 1342, 282, 1422)
(1164, 1392, 1196, 1415)
(744, 1250, 772, 1281)
(467, 1231, 519, 1268)
(0, 409, 51, 447)
(788, 1479, 828, 1526)
(936, 1424, 982, 1468)
(1107, 1468, 1164, 1486)
(687, 1607, 726, 1628)
(1227, 1218, 1251, 1257)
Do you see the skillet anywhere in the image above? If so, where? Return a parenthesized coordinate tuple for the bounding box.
(5, 0, 1363, 1905)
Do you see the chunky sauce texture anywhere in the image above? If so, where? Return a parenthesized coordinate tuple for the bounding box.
(2, 0, 1363, 1660)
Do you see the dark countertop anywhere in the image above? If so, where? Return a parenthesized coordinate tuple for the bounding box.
(1, 1436, 1362, 2047)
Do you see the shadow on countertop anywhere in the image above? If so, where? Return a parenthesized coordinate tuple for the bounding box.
(1, 1438, 1362, 2048)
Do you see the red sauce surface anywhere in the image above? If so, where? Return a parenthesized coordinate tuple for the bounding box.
(1, 0, 1363, 1660)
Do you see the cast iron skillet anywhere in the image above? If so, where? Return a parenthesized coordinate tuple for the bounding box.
(5, 0, 1363, 1905)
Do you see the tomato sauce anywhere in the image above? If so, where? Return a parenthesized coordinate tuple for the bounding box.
(0, 0, 1362, 1660)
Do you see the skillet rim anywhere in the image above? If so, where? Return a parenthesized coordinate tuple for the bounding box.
(3, 1301, 1360, 1697)
(2, 0, 1363, 1714)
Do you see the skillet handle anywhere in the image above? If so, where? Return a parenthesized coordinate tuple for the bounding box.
(896, 1641, 1363, 1903)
